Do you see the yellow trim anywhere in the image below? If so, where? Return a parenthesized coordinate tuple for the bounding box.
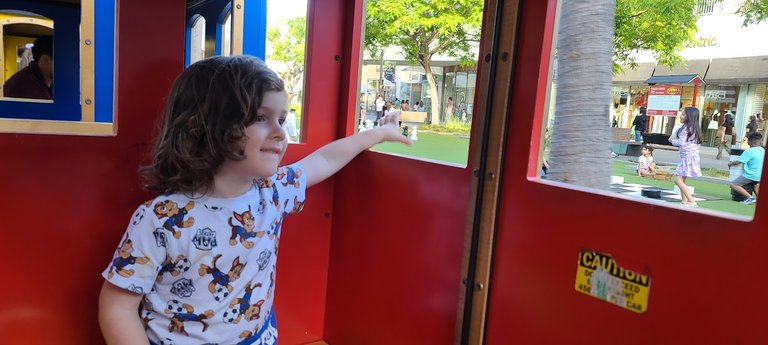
(0, 16, 54, 28)
(0, 118, 114, 136)
(80, 0, 95, 122)
(232, 0, 245, 55)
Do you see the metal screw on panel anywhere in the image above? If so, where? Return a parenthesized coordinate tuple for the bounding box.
(484, 53, 491, 62)
(323, 212, 330, 218)
(85, 39, 92, 46)
(476, 283, 484, 291)
(334, 55, 341, 61)
(487, 172, 495, 180)
(237, 4, 242, 9)
(501, 52, 509, 62)
(473, 169, 480, 177)
(85, 99, 92, 105)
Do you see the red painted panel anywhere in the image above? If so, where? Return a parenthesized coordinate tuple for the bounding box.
(485, 1, 768, 344)
(323, 153, 470, 345)
(0, 1, 185, 343)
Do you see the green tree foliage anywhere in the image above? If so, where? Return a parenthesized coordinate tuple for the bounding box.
(365, 0, 483, 125)
(267, 16, 306, 105)
(737, 0, 768, 26)
(614, 0, 699, 70)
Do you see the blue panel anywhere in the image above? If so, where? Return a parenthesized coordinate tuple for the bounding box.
(214, 2, 232, 56)
(185, 16, 196, 66)
(243, 0, 266, 59)
(94, 0, 116, 123)
(0, 1, 81, 121)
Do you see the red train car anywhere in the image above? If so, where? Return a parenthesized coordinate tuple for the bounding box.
(1, 0, 766, 344)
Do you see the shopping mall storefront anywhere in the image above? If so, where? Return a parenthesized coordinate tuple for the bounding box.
(609, 56, 768, 147)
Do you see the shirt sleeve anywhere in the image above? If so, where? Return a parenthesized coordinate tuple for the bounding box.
(273, 163, 307, 216)
(738, 148, 754, 164)
(101, 203, 166, 294)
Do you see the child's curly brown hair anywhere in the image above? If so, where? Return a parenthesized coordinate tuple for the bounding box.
(141, 55, 285, 195)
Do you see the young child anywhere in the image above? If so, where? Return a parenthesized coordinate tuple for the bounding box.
(98, 55, 411, 345)
(637, 143, 657, 177)
(728, 132, 764, 205)
(669, 107, 702, 207)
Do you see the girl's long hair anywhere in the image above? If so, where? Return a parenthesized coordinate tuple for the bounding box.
(676, 107, 702, 144)
(140, 55, 285, 194)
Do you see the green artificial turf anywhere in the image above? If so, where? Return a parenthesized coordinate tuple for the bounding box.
(611, 161, 756, 218)
(372, 131, 470, 166)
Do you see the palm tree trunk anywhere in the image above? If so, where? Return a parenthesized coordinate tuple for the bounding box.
(423, 60, 441, 125)
(547, 0, 615, 189)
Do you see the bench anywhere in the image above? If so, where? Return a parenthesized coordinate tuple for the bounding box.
(611, 127, 642, 156)
(399, 111, 428, 123)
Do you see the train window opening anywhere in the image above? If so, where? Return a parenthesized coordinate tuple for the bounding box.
(221, 10, 232, 56)
(0, 0, 116, 136)
(265, 0, 308, 144)
(534, 0, 766, 221)
(188, 15, 206, 65)
(357, 0, 484, 166)
(0, 14, 54, 102)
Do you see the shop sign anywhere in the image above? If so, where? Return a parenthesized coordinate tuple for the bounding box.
(704, 89, 736, 103)
(647, 85, 682, 116)
(575, 251, 651, 313)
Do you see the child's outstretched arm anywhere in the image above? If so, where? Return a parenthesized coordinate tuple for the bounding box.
(98, 281, 150, 345)
(299, 111, 412, 188)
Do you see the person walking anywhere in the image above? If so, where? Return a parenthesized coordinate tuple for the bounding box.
(631, 107, 648, 142)
(715, 113, 734, 160)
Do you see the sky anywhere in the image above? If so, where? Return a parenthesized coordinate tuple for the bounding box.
(265, 0, 308, 56)
(266, 0, 307, 27)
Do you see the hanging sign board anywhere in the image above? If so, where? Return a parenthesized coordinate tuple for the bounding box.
(574, 251, 651, 313)
(647, 85, 682, 116)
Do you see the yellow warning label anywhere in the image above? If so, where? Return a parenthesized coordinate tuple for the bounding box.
(574, 251, 650, 313)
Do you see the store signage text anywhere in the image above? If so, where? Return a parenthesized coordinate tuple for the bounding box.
(685, 36, 718, 48)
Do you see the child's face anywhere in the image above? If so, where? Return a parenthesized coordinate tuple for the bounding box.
(230, 91, 288, 179)
(642, 147, 650, 155)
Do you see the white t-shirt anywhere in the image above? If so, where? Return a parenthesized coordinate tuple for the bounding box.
(638, 155, 654, 171)
(103, 164, 307, 344)
(375, 98, 385, 111)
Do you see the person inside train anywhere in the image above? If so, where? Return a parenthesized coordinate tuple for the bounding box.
(3, 35, 53, 100)
(728, 132, 764, 205)
(98, 55, 412, 344)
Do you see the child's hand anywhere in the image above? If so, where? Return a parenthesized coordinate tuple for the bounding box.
(378, 111, 413, 146)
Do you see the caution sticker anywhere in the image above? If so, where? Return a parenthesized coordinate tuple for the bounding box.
(574, 251, 650, 313)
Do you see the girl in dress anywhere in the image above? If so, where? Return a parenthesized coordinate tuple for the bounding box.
(670, 107, 702, 207)
(637, 143, 657, 177)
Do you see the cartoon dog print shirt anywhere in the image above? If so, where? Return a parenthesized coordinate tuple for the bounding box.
(103, 164, 306, 345)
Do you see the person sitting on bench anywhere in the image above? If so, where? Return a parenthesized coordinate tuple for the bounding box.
(728, 132, 764, 205)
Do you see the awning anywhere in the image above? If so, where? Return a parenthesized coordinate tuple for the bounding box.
(646, 74, 705, 85)
(652, 59, 710, 79)
(612, 62, 655, 85)
(705, 56, 768, 84)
